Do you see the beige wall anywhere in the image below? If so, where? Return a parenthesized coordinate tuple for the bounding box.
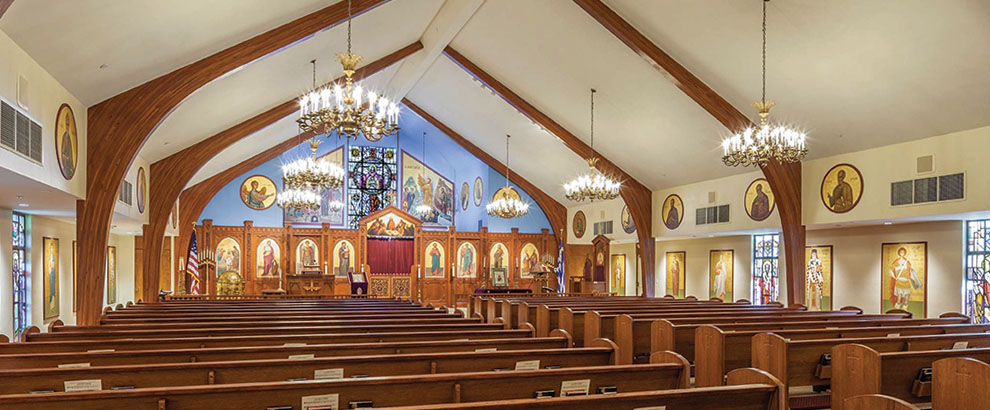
(566, 198, 637, 245)
(609, 241, 639, 296)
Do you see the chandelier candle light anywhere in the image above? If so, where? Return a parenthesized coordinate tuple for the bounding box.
(721, 0, 807, 167)
(277, 138, 345, 211)
(297, 0, 398, 142)
(487, 135, 529, 219)
(564, 89, 621, 202)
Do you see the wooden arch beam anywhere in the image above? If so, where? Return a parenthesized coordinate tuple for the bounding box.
(442, 46, 655, 297)
(0, 0, 14, 20)
(402, 99, 567, 244)
(141, 42, 422, 302)
(573, 0, 804, 304)
(75, 0, 387, 325)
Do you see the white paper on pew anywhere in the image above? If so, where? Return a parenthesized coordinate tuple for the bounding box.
(301, 393, 339, 410)
(515, 360, 540, 371)
(314, 368, 345, 380)
(475, 348, 497, 352)
(826, 327, 839, 330)
(283, 343, 307, 347)
(887, 333, 900, 337)
(953, 341, 969, 349)
(633, 407, 667, 410)
(64, 379, 102, 392)
(87, 349, 115, 353)
(452, 339, 469, 342)
(289, 354, 316, 360)
(560, 379, 590, 396)
(58, 362, 91, 368)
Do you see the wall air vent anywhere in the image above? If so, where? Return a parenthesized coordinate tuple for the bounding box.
(119, 181, 133, 205)
(593, 221, 613, 236)
(696, 205, 729, 225)
(916, 155, 934, 174)
(890, 172, 965, 206)
(0, 100, 43, 165)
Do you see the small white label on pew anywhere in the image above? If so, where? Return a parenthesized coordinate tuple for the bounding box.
(301, 393, 339, 410)
(887, 333, 900, 337)
(314, 368, 345, 380)
(953, 341, 969, 349)
(452, 339, 469, 342)
(560, 379, 590, 396)
(283, 343, 307, 347)
(515, 360, 540, 371)
(475, 348, 497, 353)
(633, 407, 667, 410)
(87, 349, 114, 353)
(289, 354, 316, 360)
(826, 327, 839, 330)
(58, 362, 91, 368)
(64, 379, 102, 392)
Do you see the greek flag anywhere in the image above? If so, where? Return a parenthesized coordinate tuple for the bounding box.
(556, 243, 565, 293)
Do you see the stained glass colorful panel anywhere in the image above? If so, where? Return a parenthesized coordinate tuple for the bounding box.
(347, 146, 397, 228)
(12, 212, 30, 340)
(966, 220, 990, 323)
(752, 234, 780, 305)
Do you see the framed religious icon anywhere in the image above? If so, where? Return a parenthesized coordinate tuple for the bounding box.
(107, 246, 117, 305)
(821, 163, 863, 214)
(460, 182, 470, 211)
(805, 245, 833, 311)
(492, 268, 509, 287)
(240, 175, 277, 210)
(490, 242, 509, 287)
(332, 240, 355, 278)
(661, 194, 684, 230)
(256, 238, 281, 279)
(610, 254, 626, 295)
(456, 242, 478, 278)
(295, 239, 319, 274)
(620, 205, 636, 234)
(216, 237, 241, 277)
(881, 242, 927, 317)
(519, 243, 539, 278)
(744, 178, 775, 221)
(137, 167, 147, 214)
(665, 251, 686, 298)
(424, 241, 446, 279)
(43, 237, 59, 319)
(709, 250, 733, 301)
(573, 211, 587, 239)
(55, 104, 78, 180)
(473, 177, 484, 207)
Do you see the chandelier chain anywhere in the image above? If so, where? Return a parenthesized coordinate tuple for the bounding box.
(347, 0, 353, 55)
(761, 0, 767, 104)
(590, 88, 595, 157)
(504, 134, 510, 186)
(311, 59, 316, 89)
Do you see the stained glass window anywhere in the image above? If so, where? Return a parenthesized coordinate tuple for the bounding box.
(966, 219, 990, 323)
(347, 146, 397, 228)
(12, 212, 30, 340)
(752, 233, 780, 305)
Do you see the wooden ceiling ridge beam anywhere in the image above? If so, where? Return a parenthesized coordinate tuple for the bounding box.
(573, 0, 804, 304)
(0, 0, 14, 21)
(75, 0, 388, 324)
(440, 45, 655, 297)
(402, 98, 566, 243)
(141, 41, 422, 301)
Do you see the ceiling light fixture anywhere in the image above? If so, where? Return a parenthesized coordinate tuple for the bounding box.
(487, 135, 529, 219)
(721, 0, 807, 167)
(564, 89, 621, 202)
(297, 0, 398, 142)
(278, 138, 345, 211)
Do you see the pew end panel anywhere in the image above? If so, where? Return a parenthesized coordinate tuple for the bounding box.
(725, 367, 787, 410)
(548, 329, 572, 348)
(694, 325, 727, 387)
(840, 306, 864, 314)
(885, 309, 913, 318)
(831, 343, 883, 410)
(536, 305, 551, 338)
(19, 326, 39, 343)
(0, 334, 7, 343)
(649, 350, 691, 389)
(933, 357, 990, 410)
(844, 394, 922, 410)
(750, 332, 790, 391)
(938, 312, 971, 322)
(650, 319, 677, 354)
(518, 322, 536, 337)
(517, 302, 531, 328)
(583, 311, 602, 348)
(788, 304, 808, 310)
(615, 314, 635, 365)
(588, 338, 619, 365)
(558, 308, 576, 346)
(46, 320, 64, 333)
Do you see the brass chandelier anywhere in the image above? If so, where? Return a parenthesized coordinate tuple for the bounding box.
(276, 186, 321, 210)
(721, 0, 807, 167)
(487, 135, 529, 219)
(277, 138, 345, 211)
(297, 0, 398, 142)
(564, 89, 621, 202)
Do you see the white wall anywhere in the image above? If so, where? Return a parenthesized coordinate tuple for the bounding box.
(0, 30, 87, 199)
(652, 169, 780, 239)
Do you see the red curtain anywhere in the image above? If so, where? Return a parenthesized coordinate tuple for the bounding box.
(366, 238, 415, 274)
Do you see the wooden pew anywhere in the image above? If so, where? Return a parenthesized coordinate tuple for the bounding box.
(832, 343, 990, 410)
(377, 367, 786, 410)
(534, 300, 764, 338)
(932, 357, 990, 410)
(0, 333, 573, 370)
(0, 328, 536, 354)
(844, 395, 924, 410)
(63, 316, 480, 332)
(100, 310, 456, 324)
(696, 321, 987, 387)
(0, 344, 621, 395)
(0, 362, 689, 410)
(509, 298, 733, 331)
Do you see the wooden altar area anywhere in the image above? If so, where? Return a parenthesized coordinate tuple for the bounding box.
(181, 206, 557, 306)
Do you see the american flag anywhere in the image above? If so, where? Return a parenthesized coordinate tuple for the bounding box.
(186, 230, 201, 295)
(555, 242, 565, 293)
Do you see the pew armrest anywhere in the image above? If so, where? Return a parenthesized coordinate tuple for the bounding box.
(844, 394, 923, 410)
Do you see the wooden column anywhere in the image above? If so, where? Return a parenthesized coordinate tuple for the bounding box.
(75, 0, 388, 325)
(442, 47, 656, 296)
(573, 0, 805, 304)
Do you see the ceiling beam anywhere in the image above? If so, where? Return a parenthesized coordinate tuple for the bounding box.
(385, 0, 484, 100)
(0, 0, 13, 21)
(573, 0, 804, 304)
(403, 98, 566, 244)
(141, 42, 422, 302)
(441, 46, 655, 297)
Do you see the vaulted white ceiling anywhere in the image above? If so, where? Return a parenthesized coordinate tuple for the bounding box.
(3, 0, 990, 208)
